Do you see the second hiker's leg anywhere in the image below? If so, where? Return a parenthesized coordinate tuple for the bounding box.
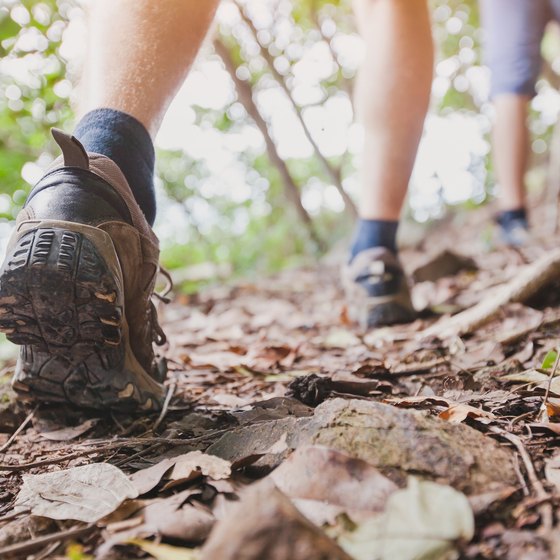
(351, 0, 433, 256)
(481, 0, 549, 245)
(492, 95, 530, 214)
(344, 0, 433, 328)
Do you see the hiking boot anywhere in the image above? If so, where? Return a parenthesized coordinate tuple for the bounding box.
(0, 129, 167, 411)
(496, 216, 530, 247)
(342, 247, 416, 329)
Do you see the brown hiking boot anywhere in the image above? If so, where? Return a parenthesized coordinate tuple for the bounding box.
(342, 247, 416, 329)
(0, 130, 167, 411)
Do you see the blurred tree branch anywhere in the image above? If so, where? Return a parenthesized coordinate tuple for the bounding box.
(214, 37, 325, 251)
(234, 0, 358, 219)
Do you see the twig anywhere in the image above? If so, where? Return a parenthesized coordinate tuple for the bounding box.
(0, 429, 232, 472)
(153, 382, 176, 432)
(33, 540, 62, 560)
(0, 523, 95, 557)
(512, 453, 530, 497)
(0, 406, 37, 454)
(0, 508, 30, 524)
(490, 426, 553, 534)
(421, 249, 560, 339)
(113, 442, 165, 468)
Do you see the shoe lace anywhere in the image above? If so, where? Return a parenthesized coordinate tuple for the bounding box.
(151, 267, 174, 346)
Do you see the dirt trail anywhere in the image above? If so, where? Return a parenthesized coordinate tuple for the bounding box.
(2, 221, 560, 558)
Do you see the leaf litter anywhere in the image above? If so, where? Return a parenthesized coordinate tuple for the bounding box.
(3, 220, 560, 558)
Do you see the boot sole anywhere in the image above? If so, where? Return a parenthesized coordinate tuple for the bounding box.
(347, 292, 416, 330)
(0, 221, 162, 411)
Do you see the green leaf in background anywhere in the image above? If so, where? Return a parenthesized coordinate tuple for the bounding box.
(542, 350, 558, 370)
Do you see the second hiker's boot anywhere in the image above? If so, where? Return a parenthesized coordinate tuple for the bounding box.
(342, 247, 416, 329)
(0, 130, 167, 411)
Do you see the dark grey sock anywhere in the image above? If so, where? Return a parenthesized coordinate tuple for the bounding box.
(74, 109, 156, 225)
(350, 219, 399, 262)
(496, 208, 528, 231)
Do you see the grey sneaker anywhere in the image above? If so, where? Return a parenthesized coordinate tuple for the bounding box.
(0, 130, 166, 411)
(342, 247, 416, 329)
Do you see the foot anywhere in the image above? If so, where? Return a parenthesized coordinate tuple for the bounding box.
(497, 217, 530, 247)
(342, 247, 416, 329)
(0, 130, 166, 411)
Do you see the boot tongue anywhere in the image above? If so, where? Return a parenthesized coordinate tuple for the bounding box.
(51, 128, 90, 169)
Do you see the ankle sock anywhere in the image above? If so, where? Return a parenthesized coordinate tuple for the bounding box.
(74, 109, 156, 225)
(496, 208, 528, 230)
(350, 219, 399, 262)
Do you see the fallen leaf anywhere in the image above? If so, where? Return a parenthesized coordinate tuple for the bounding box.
(452, 341, 504, 370)
(270, 445, 397, 515)
(501, 370, 549, 384)
(337, 478, 475, 560)
(245, 344, 298, 370)
(141, 491, 214, 542)
(411, 250, 477, 283)
(439, 404, 495, 425)
(494, 304, 543, 346)
(15, 463, 138, 522)
(171, 450, 231, 482)
(202, 479, 352, 560)
(542, 350, 558, 370)
(130, 539, 199, 560)
(544, 397, 560, 419)
(321, 329, 361, 349)
(130, 457, 177, 495)
(38, 418, 98, 441)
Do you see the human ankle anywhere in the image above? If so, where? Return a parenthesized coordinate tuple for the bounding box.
(74, 109, 156, 225)
(349, 219, 399, 262)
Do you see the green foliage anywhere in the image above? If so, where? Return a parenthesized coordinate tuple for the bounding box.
(0, 0, 74, 220)
(0, 0, 559, 293)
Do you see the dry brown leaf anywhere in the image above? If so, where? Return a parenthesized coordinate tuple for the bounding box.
(171, 450, 231, 482)
(38, 418, 98, 441)
(439, 404, 495, 424)
(501, 370, 549, 384)
(130, 451, 231, 495)
(130, 458, 177, 495)
(245, 344, 298, 370)
(321, 329, 361, 349)
(202, 479, 352, 560)
(142, 491, 214, 542)
(270, 445, 397, 516)
(545, 397, 560, 419)
(15, 463, 138, 522)
(452, 341, 504, 370)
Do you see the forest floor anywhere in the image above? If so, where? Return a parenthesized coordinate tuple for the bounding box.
(3, 208, 560, 559)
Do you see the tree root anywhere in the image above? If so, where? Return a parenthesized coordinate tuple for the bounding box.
(420, 249, 560, 339)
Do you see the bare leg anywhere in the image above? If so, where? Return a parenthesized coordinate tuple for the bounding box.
(79, 0, 219, 136)
(352, 0, 433, 220)
(492, 94, 530, 210)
